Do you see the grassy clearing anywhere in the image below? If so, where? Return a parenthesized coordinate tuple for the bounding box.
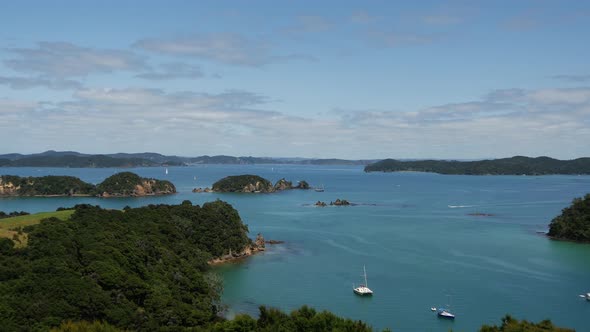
(0, 210, 74, 247)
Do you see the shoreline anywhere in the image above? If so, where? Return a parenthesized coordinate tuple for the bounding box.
(208, 238, 285, 265)
(0, 192, 176, 198)
(208, 246, 265, 265)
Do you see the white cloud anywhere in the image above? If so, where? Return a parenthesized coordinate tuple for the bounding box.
(1, 86, 589, 159)
(551, 74, 590, 83)
(135, 62, 204, 80)
(134, 33, 311, 67)
(0, 75, 82, 90)
(4, 42, 147, 77)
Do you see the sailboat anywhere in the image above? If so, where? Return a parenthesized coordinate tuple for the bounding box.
(353, 266, 373, 296)
(314, 184, 325, 192)
(437, 295, 455, 319)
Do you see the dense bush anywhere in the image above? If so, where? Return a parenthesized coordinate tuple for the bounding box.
(212, 175, 272, 192)
(0, 172, 174, 197)
(0, 175, 96, 196)
(479, 314, 574, 332)
(0, 201, 250, 331)
(0, 210, 30, 219)
(548, 194, 590, 242)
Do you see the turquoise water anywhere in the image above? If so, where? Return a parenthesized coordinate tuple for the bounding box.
(1, 166, 589, 331)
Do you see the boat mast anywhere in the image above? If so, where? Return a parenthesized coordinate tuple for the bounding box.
(363, 265, 368, 287)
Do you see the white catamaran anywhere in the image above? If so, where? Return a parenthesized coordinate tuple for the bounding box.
(437, 295, 455, 319)
(353, 266, 373, 296)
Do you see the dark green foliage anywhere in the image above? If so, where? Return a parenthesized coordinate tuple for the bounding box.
(479, 314, 575, 331)
(0, 172, 175, 197)
(548, 194, 590, 242)
(212, 175, 272, 192)
(96, 171, 175, 196)
(0, 210, 30, 219)
(364, 156, 590, 175)
(211, 305, 374, 332)
(0, 175, 97, 196)
(96, 172, 141, 195)
(51, 320, 123, 332)
(0, 201, 251, 331)
(296, 181, 310, 189)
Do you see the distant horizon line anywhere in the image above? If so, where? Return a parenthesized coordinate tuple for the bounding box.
(0, 150, 588, 162)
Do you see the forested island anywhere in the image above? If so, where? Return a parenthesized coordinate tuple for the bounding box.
(364, 156, 590, 175)
(548, 194, 590, 243)
(194, 175, 310, 193)
(0, 172, 175, 197)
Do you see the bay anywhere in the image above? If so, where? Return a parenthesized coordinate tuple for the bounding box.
(1, 165, 589, 331)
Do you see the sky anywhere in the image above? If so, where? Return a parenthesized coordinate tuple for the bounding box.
(1, 0, 589, 159)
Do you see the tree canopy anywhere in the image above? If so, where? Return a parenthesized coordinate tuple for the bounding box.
(0, 172, 175, 197)
(548, 194, 590, 242)
(0, 201, 250, 331)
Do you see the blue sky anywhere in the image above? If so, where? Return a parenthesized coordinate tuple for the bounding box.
(1, 0, 589, 159)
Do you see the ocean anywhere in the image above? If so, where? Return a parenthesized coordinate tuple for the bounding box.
(1, 165, 589, 331)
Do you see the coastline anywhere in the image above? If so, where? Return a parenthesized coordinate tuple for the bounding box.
(0, 192, 176, 198)
(208, 246, 265, 265)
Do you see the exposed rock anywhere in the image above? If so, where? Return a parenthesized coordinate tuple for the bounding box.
(295, 180, 310, 189)
(274, 178, 293, 191)
(0, 179, 19, 196)
(208, 233, 274, 265)
(315, 200, 327, 207)
(330, 199, 350, 206)
(468, 212, 495, 217)
(255, 233, 266, 249)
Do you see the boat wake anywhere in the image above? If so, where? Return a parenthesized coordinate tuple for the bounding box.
(448, 205, 474, 208)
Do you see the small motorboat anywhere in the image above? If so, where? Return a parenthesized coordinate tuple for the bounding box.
(430, 307, 437, 311)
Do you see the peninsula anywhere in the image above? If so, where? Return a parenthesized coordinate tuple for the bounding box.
(547, 194, 590, 243)
(364, 156, 590, 175)
(0, 172, 175, 197)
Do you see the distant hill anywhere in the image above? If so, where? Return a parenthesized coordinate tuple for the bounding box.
(0, 150, 376, 167)
(364, 156, 590, 175)
(4, 155, 157, 168)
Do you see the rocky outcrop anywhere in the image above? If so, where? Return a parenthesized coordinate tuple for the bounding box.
(274, 178, 292, 191)
(330, 199, 351, 206)
(243, 181, 274, 193)
(208, 232, 275, 265)
(254, 233, 266, 249)
(0, 179, 19, 196)
(315, 201, 327, 207)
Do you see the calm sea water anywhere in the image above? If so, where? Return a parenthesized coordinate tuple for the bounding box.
(1, 165, 589, 331)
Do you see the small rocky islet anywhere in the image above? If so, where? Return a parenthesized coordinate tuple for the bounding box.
(314, 199, 352, 207)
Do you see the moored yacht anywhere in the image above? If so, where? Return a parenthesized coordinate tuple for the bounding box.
(353, 266, 373, 296)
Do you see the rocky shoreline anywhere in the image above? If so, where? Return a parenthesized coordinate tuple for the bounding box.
(207, 233, 284, 265)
